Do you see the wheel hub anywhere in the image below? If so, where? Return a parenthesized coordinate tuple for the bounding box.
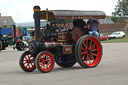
(87, 49, 92, 55)
(76, 33, 78, 36)
(26, 59, 31, 63)
(45, 61, 48, 64)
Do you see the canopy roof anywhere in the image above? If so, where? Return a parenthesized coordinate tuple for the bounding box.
(40, 10, 106, 20)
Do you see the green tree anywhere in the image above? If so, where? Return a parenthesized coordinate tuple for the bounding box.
(112, 0, 128, 23)
(107, 16, 121, 23)
(3, 25, 7, 28)
(9, 24, 14, 28)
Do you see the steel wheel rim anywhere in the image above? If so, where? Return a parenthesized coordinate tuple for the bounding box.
(22, 53, 36, 70)
(38, 53, 54, 72)
(80, 37, 102, 67)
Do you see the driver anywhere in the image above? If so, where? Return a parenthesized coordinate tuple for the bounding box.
(73, 19, 86, 28)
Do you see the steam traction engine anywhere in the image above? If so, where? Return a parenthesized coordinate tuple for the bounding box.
(0, 25, 27, 51)
(19, 6, 106, 73)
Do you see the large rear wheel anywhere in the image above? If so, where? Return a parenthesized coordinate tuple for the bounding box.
(75, 36, 84, 62)
(35, 51, 54, 73)
(75, 35, 102, 68)
(19, 51, 36, 72)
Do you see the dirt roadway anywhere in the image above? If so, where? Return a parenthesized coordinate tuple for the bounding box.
(0, 43, 128, 85)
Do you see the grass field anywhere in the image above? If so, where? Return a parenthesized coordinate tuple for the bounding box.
(100, 34, 128, 43)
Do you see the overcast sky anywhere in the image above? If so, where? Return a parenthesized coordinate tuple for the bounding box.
(0, 0, 118, 23)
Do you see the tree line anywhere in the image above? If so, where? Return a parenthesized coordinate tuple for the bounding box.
(111, 0, 128, 23)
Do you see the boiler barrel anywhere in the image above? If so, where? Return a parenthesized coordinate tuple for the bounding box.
(45, 42, 63, 48)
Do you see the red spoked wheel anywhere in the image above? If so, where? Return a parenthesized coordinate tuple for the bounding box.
(19, 51, 36, 72)
(35, 51, 54, 73)
(75, 35, 102, 68)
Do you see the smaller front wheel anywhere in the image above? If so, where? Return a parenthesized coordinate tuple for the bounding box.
(35, 51, 54, 73)
(19, 51, 36, 72)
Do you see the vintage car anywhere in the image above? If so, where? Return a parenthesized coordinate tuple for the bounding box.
(108, 31, 126, 39)
(19, 6, 106, 73)
(100, 34, 109, 41)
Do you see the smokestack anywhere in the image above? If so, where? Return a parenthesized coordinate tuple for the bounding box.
(0, 13, 1, 17)
(33, 6, 41, 40)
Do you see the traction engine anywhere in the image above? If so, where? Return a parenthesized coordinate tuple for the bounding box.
(19, 6, 104, 73)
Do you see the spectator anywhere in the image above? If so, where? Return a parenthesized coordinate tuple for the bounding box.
(87, 18, 100, 38)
